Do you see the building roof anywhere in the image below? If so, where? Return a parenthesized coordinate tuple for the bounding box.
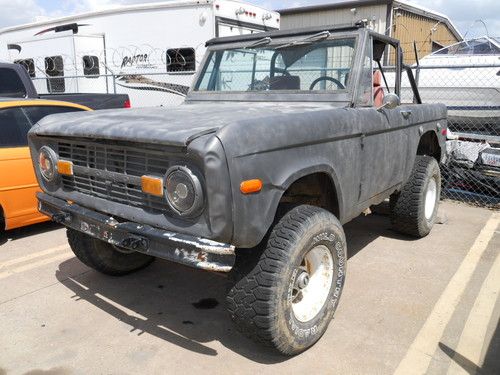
(394, 1, 462, 40)
(279, 0, 391, 15)
(278, 0, 462, 41)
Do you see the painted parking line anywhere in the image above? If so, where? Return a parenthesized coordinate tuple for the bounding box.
(0, 244, 70, 269)
(446, 250, 500, 375)
(0, 252, 73, 281)
(394, 213, 499, 375)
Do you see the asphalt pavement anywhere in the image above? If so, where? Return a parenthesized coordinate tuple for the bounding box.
(0, 200, 498, 375)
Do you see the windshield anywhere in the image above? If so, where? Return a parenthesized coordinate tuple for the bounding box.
(195, 38, 356, 93)
(433, 38, 500, 55)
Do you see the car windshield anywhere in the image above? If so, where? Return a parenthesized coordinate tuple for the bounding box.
(433, 37, 500, 55)
(195, 38, 356, 93)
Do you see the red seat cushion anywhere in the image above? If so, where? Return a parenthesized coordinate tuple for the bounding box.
(373, 70, 384, 107)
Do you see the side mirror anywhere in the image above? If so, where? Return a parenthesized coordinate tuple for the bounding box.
(378, 93, 400, 111)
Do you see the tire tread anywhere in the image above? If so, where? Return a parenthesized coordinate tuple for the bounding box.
(227, 205, 342, 354)
(67, 229, 154, 276)
(390, 155, 440, 237)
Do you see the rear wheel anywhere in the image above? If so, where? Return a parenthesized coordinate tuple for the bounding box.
(227, 205, 346, 355)
(67, 229, 154, 276)
(390, 155, 441, 238)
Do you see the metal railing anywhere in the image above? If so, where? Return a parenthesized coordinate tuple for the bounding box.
(24, 60, 500, 208)
(403, 63, 499, 208)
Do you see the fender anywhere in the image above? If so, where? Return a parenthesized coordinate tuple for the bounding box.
(280, 164, 345, 221)
(229, 156, 348, 248)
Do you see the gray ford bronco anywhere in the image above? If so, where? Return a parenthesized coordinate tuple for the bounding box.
(29, 24, 446, 355)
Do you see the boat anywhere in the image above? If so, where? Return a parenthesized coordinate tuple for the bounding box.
(414, 36, 500, 135)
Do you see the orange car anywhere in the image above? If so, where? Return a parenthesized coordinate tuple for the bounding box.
(0, 99, 91, 230)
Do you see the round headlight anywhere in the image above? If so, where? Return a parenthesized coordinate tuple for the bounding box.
(165, 166, 203, 216)
(38, 146, 58, 181)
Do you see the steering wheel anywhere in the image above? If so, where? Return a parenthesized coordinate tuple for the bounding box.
(274, 67, 291, 77)
(309, 76, 345, 91)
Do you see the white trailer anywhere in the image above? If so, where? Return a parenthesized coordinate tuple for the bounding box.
(0, 0, 280, 107)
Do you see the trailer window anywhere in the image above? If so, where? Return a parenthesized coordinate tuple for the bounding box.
(83, 55, 100, 77)
(167, 48, 196, 72)
(0, 68, 27, 98)
(45, 56, 65, 93)
(14, 59, 36, 78)
(0, 107, 32, 147)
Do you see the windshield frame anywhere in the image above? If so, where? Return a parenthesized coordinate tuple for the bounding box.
(187, 29, 367, 103)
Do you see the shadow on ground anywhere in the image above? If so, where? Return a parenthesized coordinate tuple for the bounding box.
(439, 319, 500, 375)
(0, 221, 62, 246)
(54, 211, 413, 364)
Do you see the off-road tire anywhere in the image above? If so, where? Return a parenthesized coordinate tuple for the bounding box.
(227, 205, 347, 356)
(0, 206, 5, 232)
(67, 229, 154, 276)
(390, 155, 441, 238)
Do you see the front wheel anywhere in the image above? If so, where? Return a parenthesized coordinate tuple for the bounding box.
(226, 205, 347, 355)
(67, 229, 155, 276)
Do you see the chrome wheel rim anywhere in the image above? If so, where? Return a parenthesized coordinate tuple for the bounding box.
(425, 178, 438, 220)
(291, 245, 334, 323)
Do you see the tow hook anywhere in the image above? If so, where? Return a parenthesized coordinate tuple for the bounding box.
(52, 212, 71, 224)
(119, 237, 149, 251)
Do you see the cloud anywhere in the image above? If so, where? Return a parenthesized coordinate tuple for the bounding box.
(406, 0, 500, 36)
(0, 0, 47, 28)
(0, 0, 498, 37)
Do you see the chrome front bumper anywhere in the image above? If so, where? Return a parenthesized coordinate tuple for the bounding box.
(38, 193, 235, 272)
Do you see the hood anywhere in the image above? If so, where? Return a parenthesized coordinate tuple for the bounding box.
(30, 102, 338, 147)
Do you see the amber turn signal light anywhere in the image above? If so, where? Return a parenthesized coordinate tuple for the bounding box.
(240, 179, 263, 194)
(141, 175, 164, 197)
(57, 160, 74, 176)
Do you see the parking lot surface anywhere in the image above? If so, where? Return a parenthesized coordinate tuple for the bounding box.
(0, 201, 498, 375)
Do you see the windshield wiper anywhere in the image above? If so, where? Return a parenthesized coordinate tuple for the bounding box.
(245, 37, 272, 49)
(276, 31, 331, 49)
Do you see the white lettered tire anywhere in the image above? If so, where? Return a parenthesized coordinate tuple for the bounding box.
(226, 205, 346, 355)
(390, 155, 441, 238)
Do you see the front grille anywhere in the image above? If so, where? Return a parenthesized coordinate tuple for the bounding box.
(58, 140, 173, 212)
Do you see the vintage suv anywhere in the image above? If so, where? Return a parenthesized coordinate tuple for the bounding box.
(29, 25, 446, 355)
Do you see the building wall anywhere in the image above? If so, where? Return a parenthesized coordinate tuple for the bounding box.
(280, 3, 461, 65)
(392, 9, 460, 64)
(280, 4, 389, 35)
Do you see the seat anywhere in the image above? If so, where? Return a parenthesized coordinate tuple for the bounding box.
(269, 75, 301, 90)
(373, 70, 385, 107)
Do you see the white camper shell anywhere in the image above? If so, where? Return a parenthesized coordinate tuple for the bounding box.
(0, 0, 280, 107)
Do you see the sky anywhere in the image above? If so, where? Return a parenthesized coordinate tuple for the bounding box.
(0, 0, 498, 38)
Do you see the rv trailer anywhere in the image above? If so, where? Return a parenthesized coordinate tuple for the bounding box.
(0, 0, 280, 107)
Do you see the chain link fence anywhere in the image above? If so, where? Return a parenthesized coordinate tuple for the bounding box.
(31, 71, 195, 108)
(407, 64, 499, 208)
(18, 47, 200, 108)
(12, 47, 500, 208)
